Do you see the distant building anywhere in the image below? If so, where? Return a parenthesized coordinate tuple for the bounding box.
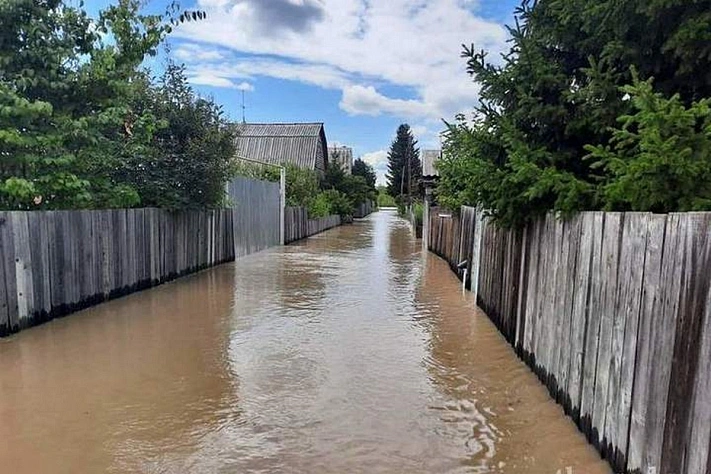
(234, 123, 329, 172)
(420, 149, 442, 249)
(328, 146, 353, 175)
(421, 149, 441, 178)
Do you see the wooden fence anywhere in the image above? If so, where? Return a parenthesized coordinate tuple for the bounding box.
(354, 200, 376, 219)
(284, 207, 341, 244)
(428, 206, 711, 474)
(0, 209, 234, 337)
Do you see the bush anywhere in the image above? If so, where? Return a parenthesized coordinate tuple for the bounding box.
(322, 189, 352, 218)
(307, 192, 331, 218)
(412, 201, 424, 225)
(377, 186, 397, 207)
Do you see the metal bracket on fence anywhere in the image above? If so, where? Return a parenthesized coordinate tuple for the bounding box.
(457, 260, 468, 292)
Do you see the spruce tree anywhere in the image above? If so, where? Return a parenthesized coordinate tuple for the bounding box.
(386, 124, 421, 200)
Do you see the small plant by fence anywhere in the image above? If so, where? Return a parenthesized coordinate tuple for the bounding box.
(428, 206, 711, 474)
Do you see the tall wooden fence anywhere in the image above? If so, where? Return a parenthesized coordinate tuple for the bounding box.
(0, 209, 234, 337)
(284, 207, 341, 244)
(428, 206, 711, 474)
(228, 176, 281, 257)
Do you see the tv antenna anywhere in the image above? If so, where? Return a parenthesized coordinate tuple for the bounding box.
(241, 89, 246, 123)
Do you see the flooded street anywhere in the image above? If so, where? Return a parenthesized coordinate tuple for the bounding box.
(0, 210, 610, 473)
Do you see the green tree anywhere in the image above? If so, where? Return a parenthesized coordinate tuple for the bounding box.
(437, 0, 711, 226)
(124, 62, 236, 209)
(351, 158, 376, 190)
(586, 75, 711, 212)
(0, 0, 208, 210)
(386, 124, 421, 201)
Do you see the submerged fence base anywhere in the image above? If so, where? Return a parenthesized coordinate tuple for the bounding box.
(284, 207, 341, 244)
(428, 205, 711, 474)
(0, 209, 234, 337)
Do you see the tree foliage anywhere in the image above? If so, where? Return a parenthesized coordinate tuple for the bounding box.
(0, 0, 233, 210)
(352, 158, 376, 190)
(386, 124, 421, 200)
(437, 0, 711, 226)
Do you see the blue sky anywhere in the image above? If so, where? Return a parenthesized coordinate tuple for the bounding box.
(86, 0, 519, 184)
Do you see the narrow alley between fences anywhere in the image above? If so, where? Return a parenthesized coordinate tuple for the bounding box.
(0, 211, 610, 473)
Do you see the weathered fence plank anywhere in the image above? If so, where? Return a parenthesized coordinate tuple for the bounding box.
(429, 208, 711, 473)
(284, 206, 341, 244)
(0, 207, 240, 337)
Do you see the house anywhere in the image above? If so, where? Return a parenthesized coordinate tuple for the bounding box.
(328, 146, 353, 174)
(234, 123, 329, 172)
(421, 149, 441, 180)
(420, 149, 441, 248)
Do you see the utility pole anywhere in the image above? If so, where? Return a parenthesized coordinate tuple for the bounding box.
(407, 148, 412, 205)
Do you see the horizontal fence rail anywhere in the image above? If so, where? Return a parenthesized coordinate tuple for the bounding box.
(428, 206, 711, 474)
(284, 207, 341, 244)
(0, 209, 234, 336)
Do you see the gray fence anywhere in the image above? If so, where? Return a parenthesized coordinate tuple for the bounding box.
(0, 176, 283, 337)
(0, 209, 234, 336)
(284, 207, 341, 244)
(428, 206, 711, 474)
(227, 176, 281, 257)
(354, 200, 376, 219)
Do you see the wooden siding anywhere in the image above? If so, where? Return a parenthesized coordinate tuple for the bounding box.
(428, 206, 711, 474)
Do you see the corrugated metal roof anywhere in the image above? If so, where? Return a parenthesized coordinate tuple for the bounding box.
(422, 149, 441, 177)
(234, 123, 328, 171)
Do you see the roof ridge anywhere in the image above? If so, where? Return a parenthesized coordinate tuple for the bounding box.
(236, 122, 324, 126)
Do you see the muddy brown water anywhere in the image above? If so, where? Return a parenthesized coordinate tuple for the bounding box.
(0, 210, 610, 474)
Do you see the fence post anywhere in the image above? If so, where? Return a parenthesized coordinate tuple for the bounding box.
(280, 167, 286, 245)
(470, 207, 484, 301)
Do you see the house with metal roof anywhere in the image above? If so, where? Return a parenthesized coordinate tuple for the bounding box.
(234, 123, 329, 172)
(328, 146, 353, 175)
(421, 150, 441, 178)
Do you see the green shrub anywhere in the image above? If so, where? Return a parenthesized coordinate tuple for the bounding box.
(322, 189, 352, 218)
(307, 192, 331, 218)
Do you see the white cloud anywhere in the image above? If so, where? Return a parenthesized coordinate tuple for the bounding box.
(340, 85, 431, 118)
(174, 43, 226, 62)
(236, 81, 255, 92)
(362, 149, 389, 186)
(187, 74, 255, 91)
(173, 0, 508, 122)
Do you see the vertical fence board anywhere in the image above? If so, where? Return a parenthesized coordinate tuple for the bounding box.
(0, 212, 13, 334)
(627, 214, 667, 473)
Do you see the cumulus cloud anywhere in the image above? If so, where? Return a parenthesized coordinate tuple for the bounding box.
(173, 0, 508, 122)
(174, 43, 226, 61)
(188, 74, 255, 91)
(236, 81, 255, 91)
(362, 149, 389, 186)
(340, 85, 431, 118)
